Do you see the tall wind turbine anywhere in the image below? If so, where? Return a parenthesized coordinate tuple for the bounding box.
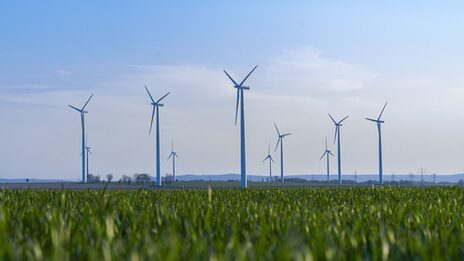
(274, 123, 291, 182)
(320, 137, 334, 182)
(366, 102, 388, 185)
(224, 65, 258, 189)
(167, 141, 179, 182)
(262, 143, 275, 182)
(328, 114, 349, 185)
(85, 134, 91, 182)
(68, 94, 93, 183)
(145, 85, 170, 186)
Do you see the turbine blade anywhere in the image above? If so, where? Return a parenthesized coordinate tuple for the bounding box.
(149, 106, 155, 135)
(145, 85, 155, 103)
(320, 151, 327, 160)
(223, 70, 239, 86)
(175, 153, 180, 158)
(167, 153, 172, 161)
(235, 89, 239, 125)
(338, 115, 349, 124)
(274, 123, 281, 136)
(81, 94, 94, 110)
(274, 138, 281, 152)
(377, 102, 388, 120)
(68, 105, 82, 112)
(329, 151, 335, 156)
(271, 157, 275, 163)
(333, 126, 338, 144)
(239, 65, 258, 86)
(156, 92, 170, 104)
(262, 156, 269, 162)
(365, 117, 377, 122)
(328, 113, 337, 124)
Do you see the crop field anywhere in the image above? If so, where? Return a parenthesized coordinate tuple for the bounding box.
(0, 187, 463, 260)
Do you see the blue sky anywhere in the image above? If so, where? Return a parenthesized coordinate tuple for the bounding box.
(1, 1, 464, 180)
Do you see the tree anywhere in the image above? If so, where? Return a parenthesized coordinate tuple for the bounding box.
(134, 173, 150, 184)
(106, 174, 113, 183)
(87, 174, 100, 183)
(121, 175, 131, 184)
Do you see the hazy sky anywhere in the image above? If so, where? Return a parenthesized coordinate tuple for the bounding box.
(1, 1, 464, 180)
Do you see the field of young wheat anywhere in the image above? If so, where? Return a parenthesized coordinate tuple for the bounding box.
(0, 187, 463, 260)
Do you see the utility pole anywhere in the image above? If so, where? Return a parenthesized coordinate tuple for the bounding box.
(354, 170, 357, 183)
(418, 166, 427, 186)
(433, 173, 436, 184)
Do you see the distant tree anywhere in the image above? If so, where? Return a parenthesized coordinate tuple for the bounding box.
(121, 175, 131, 184)
(134, 173, 150, 185)
(87, 174, 100, 183)
(106, 174, 113, 183)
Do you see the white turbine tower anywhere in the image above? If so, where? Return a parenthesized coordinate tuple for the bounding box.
(274, 123, 291, 182)
(167, 141, 180, 182)
(366, 102, 388, 185)
(69, 94, 93, 183)
(145, 85, 170, 187)
(262, 143, 275, 182)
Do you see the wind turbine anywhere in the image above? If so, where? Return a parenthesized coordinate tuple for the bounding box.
(167, 141, 179, 182)
(262, 143, 275, 182)
(274, 123, 291, 182)
(145, 85, 170, 186)
(320, 137, 334, 182)
(68, 94, 93, 183)
(366, 102, 388, 185)
(224, 65, 258, 189)
(328, 114, 349, 185)
(85, 134, 91, 182)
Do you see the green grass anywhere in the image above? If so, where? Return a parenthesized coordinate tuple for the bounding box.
(0, 187, 463, 260)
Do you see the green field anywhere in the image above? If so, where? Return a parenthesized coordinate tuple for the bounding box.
(0, 187, 463, 260)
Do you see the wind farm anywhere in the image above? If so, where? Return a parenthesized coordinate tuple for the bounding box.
(3, 1, 464, 260)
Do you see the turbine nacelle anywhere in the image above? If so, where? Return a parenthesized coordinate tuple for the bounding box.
(234, 85, 250, 90)
(145, 85, 170, 134)
(68, 94, 94, 114)
(366, 102, 388, 124)
(223, 66, 258, 125)
(328, 114, 349, 144)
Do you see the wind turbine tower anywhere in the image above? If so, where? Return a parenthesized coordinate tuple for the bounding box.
(145, 86, 170, 186)
(262, 143, 275, 182)
(224, 66, 258, 189)
(366, 102, 388, 185)
(167, 141, 180, 182)
(85, 135, 91, 182)
(68, 94, 94, 183)
(328, 114, 349, 185)
(320, 137, 334, 182)
(274, 123, 291, 182)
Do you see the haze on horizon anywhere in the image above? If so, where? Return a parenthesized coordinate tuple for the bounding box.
(1, 1, 464, 181)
